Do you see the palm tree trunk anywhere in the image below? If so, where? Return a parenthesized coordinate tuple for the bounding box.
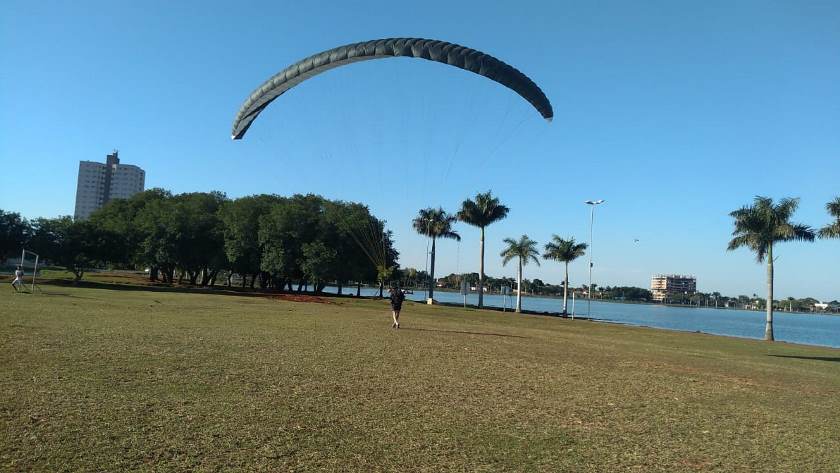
(765, 243, 774, 341)
(478, 227, 485, 308)
(428, 237, 436, 304)
(563, 262, 569, 315)
(516, 257, 522, 313)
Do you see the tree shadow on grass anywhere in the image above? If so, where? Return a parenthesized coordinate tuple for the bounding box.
(401, 327, 528, 339)
(768, 355, 840, 363)
(38, 291, 98, 300)
(40, 279, 368, 301)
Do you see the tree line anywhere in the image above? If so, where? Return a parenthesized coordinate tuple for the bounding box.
(428, 273, 654, 301)
(3, 191, 839, 335)
(0, 190, 397, 294)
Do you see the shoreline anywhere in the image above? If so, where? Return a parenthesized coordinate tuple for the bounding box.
(419, 298, 840, 349)
(402, 285, 835, 317)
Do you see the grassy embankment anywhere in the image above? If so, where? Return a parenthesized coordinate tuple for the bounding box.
(2, 276, 839, 472)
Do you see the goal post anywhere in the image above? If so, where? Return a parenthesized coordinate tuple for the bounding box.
(19, 249, 40, 292)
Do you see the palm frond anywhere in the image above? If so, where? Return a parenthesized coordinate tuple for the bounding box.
(501, 253, 515, 266)
(440, 230, 461, 241)
(500, 234, 540, 267)
(543, 235, 586, 262)
(754, 244, 767, 263)
(790, 223, 815, 242)
(776, 197, 800, 222)
(826, 197, 840, 218)
(458, 190, 509, 228)
(819, 222, 840, 239)
(414, 207, 459, 240)
(727, 195, 815, 263)
(456, 200, 480, 224)
(819, 197, 840, 239)
(726, 234, 753, 252)
(729, 205, 752, 220)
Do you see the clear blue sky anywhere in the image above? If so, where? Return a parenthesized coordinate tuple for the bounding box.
(2, 0, 839, 300)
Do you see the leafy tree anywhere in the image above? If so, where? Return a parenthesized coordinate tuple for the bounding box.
(818, 197, 840, 239)
(500, 235, 540, 313)
(260, 243, 291, 289)
(543, 236, 587, 315)
(412, 208, 460, 303)
(89, 189, 175, 276)
(135, 192, 179, 283)
(375, 263, 397, 296)
(170, 192, 228, 285)
(0, 210, 30, 260)
(437, 272, 479, 289)
(301, 241, 338, 293)
(457, 191, 509, 307)
(29, 217, 111, 281)
(401, 267, 419, 287)
(257, 195, 397, 293)
(528, 278, 545, 295)
(27, 218, 59, 266)
(13, 190, 395, 293)
(330, 201, 394, 296)
(259, 196, 319, 290)
(219, 195, 284, 287)
(727, 196, 815, 341)
(601, 286, 652, 302)
(89, 199, 140, 268)
(399, 268, 429, 289)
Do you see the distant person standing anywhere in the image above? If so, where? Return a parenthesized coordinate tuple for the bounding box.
(11, 265, 24, 292)
(389, 286, 405, 329)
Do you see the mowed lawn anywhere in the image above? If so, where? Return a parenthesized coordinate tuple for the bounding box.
(2, 284, 840, 472)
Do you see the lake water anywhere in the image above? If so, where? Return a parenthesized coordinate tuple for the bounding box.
(323, 286, 840, 348)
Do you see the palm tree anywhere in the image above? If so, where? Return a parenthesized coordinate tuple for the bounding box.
(412, 208, 460, 303)
(457, 191, 510, 308)
(543, 236, 587, 316)
(500, 235, 540, 313)
(727, 196, 815, 341)
(818, 197, 840, 239)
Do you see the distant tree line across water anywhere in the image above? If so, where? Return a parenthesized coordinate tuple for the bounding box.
(399, 272, 839, 313)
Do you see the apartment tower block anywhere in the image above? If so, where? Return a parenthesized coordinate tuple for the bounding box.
(74, 151, 145, 220)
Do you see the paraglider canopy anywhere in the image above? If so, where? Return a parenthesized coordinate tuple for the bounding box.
(231, 37, 553, 139)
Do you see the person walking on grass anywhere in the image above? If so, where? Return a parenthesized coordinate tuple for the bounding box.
(11, 265, 24, 292)
(389, 286, 405, 329)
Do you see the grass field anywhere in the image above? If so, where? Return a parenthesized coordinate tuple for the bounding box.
(2, 281, 840, 472)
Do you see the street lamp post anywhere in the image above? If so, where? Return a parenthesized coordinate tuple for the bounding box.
(584, 199, 605, 317)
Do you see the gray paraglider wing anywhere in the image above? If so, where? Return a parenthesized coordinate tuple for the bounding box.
(231, 38, 553, 139)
